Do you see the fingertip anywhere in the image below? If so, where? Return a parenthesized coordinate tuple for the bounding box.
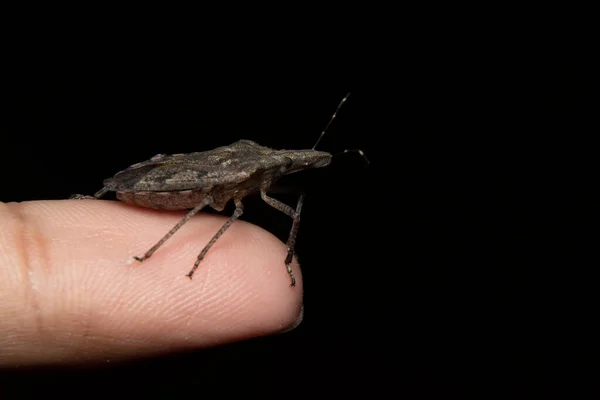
(0, 200, 303, 365)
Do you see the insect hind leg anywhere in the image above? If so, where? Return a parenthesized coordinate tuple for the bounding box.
(70, 187, 110, 200)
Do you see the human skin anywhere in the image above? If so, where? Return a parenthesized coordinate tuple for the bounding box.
(0, 200, 303, 366)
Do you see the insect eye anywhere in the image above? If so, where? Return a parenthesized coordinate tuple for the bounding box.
(279, 157, 293, 173)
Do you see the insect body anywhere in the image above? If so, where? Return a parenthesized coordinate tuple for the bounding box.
(72, 93, 361, 286)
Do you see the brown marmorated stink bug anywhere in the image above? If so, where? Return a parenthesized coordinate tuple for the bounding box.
(71, 93, 366, 286)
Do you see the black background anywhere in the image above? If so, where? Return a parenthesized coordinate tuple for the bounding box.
(2, 25, 595, 398)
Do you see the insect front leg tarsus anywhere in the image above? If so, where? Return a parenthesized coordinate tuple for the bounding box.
(260, 189, 304, 286)
(186, 198, 244, 280)
(134, 196, 213, 263)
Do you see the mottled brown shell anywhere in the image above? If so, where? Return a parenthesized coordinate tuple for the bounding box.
(104, 140, 331, 193)
(104, 139, 331, 211)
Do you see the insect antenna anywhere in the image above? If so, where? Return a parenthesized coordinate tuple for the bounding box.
(312, 92, 351, 150)
(312, 92, 369, 165)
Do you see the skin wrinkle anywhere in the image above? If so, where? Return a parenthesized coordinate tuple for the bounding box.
(11, 203, 45, 352)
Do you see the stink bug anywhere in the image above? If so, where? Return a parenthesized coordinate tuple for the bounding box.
(72, 93, 365, 286)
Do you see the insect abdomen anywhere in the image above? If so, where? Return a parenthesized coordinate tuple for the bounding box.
(116, 189, 209, 210)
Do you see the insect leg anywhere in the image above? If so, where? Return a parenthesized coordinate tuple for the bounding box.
(260, 190, 295, 217)
(186, 198, 244, 279)
(69, 187, 110, 200)
(260, 189, 304, 287)
(284, 193, 304, 287)
(134, 195, 214, 263)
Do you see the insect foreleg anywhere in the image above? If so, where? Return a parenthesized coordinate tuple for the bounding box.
(260, 188, 304, 286)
